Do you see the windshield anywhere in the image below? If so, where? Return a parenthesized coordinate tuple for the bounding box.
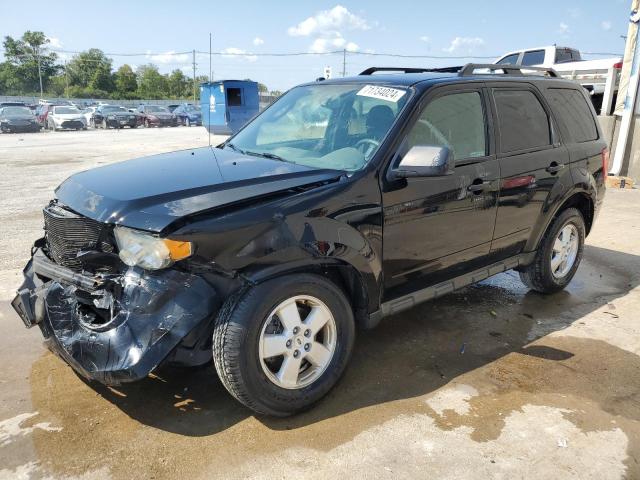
(103, 106, 128, 113)
(185, 105, 200, 112)
(2, 107, 32, 116)
(226, 83, 409, 171)
(146, 106, 169, 113)
(54, 106, 80, 114)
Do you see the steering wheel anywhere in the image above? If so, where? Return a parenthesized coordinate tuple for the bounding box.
(354, 138, 380, 159)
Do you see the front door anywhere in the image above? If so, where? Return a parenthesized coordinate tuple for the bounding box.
(382, 84, 499, 300)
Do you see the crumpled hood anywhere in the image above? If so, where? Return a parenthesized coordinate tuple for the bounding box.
(55, 146, 342, 233)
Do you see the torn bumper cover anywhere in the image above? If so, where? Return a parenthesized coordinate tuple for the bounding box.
(12, 248, 218, 385)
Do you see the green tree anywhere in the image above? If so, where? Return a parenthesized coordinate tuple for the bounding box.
(1, 31, 59, 93)
(66, 49, 113, 91)
(136, 64, 167, 99)
(166, 69, 190, 98)
(114, 64, 137, 96)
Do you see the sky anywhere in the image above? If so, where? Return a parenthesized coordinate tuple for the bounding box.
(0, 0, 632, 91)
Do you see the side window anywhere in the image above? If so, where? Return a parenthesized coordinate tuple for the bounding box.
(497, 53, 520, 65)
(545, 88, 598, 142)
(406, 91, 487, 161)
(494, 90, 551, 153)
(521, 50, 545, 66)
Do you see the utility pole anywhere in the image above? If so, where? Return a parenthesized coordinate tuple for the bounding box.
(35, 46, 43, 98)
(342, 48, 346, 77)
(64, 60, 69, 98)
(192, 49, 197, 102)
(209, 33, 213, 83)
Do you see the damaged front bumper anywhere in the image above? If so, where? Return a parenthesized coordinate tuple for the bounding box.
(12, 248, 219, 385)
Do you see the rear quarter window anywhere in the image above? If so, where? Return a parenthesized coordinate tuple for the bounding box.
(494, 89, 551, 153)
(545, 88, 598, 143)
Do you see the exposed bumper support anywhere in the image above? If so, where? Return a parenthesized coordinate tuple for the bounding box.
(12, 248, 219, 385)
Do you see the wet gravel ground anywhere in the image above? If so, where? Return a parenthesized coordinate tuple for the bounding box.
(0, 128, 639, 479)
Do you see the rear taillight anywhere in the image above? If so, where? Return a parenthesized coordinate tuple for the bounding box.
(613, 61, 623, 69)
(601, 147, 610, 176)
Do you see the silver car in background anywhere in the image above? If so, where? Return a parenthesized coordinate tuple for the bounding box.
(47, 105, 87, 131)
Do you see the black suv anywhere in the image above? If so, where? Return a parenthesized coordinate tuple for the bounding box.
(12, 64, 606, 416)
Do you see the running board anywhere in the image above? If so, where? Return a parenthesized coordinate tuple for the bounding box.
(377, 254, 527, 320)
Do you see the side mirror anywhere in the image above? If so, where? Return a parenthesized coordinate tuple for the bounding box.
(392, 145, 453, 178)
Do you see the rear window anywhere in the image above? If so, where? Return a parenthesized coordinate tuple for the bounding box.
(545, 88, 598, 142)
(555, 48, 581, 64)
(494, 90, 551, 153)
(522, 50, 545, 66)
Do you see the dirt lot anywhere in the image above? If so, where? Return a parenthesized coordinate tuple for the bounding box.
(0, 128, 638, 480)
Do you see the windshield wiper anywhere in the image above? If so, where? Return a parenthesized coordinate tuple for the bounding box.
(244, 150, 288, 163)
(223, 142, 246, 155)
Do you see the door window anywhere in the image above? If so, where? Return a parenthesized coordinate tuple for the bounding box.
(521, 50, 545, 66)
(405, 91, 487, 161)
(494, 90, 551, 153)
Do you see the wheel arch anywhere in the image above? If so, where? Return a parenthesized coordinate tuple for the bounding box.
(525, 189, 595, 253)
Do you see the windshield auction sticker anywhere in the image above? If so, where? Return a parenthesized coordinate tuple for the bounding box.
(357, 85, 406, 102)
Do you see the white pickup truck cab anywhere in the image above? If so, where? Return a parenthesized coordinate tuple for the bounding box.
(495, 46, 622, 112)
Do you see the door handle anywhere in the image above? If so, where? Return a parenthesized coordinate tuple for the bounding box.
(546, 163, 565, 174)
(468, 181, 490, 193)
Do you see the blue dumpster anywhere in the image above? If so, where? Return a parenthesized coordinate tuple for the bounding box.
(200, 80, 259, 135)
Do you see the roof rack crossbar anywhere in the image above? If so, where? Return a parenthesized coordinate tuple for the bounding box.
(458, 63, 559, 78)
(359, 66, 460, 75)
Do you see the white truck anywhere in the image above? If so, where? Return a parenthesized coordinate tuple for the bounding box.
(495, 46, 622, 114)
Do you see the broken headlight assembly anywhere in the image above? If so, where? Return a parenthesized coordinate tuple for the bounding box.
(114, 226, 192, 270)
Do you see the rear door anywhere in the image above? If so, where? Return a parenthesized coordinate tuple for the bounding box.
(382, 83, 499, 299)
(488, 82, 569, 258)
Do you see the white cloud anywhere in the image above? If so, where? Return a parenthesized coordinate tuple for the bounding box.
(221, 47, 257, 62)
(46, 37, 63, 49)
(146, 50, 189, 64)
(602, 20, 612, 31)
(289, 5, 370, 54)
(253, 37, 264, 46)
(419, 36, 430, 43)
(558, 22, 570, 35)
(288, 5, 370, 37)
(443, 36, 485, 54)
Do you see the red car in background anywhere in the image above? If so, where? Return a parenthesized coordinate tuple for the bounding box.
(137, 105, 177, 128)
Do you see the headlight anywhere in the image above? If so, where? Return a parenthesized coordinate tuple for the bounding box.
(114, 226, 193, 270)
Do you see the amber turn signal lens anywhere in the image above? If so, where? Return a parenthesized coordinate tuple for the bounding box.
(163, 239, 193, 261)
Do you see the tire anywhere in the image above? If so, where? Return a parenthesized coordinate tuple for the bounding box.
(144, 119, 150, 128)
(89, 118, 95, 128)
(213, 273, 355, 416)
(185, 117, 191, 127)
(519, 207, 585, 294)
(102, 119, 108, 130)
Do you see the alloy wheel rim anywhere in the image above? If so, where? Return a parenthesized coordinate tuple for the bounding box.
(258, 295, 337, 390)
(551, 223, 579, 278)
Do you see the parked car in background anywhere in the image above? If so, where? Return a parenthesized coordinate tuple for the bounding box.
(0, 106, 40, 133)
(46, 105, 87, 131)
(92, 105, 138, 129)
(12, 64, 606, 416)
(173, 103, 202, 126)
(82, 106, 97, 125)
(0, 101, 27, 108)
(495, 46, 622, 111)
(35, 104, 57, 128)
(137, 105, 177, 127)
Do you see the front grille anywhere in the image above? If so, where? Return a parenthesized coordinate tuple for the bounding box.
(43, 203, 114, 271)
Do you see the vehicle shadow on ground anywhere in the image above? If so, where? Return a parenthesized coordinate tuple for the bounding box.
(78, 244, 638, 437)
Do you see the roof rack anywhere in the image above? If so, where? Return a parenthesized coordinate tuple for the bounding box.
(358, 64, 558, 78)
(359, 66, 461, 75)
(459, 63, 559, 77)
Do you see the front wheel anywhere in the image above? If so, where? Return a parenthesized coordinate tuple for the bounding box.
(213, 274, 355, 416)
(519, 207, 585, 294)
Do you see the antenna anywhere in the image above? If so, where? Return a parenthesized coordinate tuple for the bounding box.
(208, 33, 212, 148)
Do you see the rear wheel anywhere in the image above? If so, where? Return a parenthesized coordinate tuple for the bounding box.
(213, 274, 355, 416)
(519, 207, 585, 294)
